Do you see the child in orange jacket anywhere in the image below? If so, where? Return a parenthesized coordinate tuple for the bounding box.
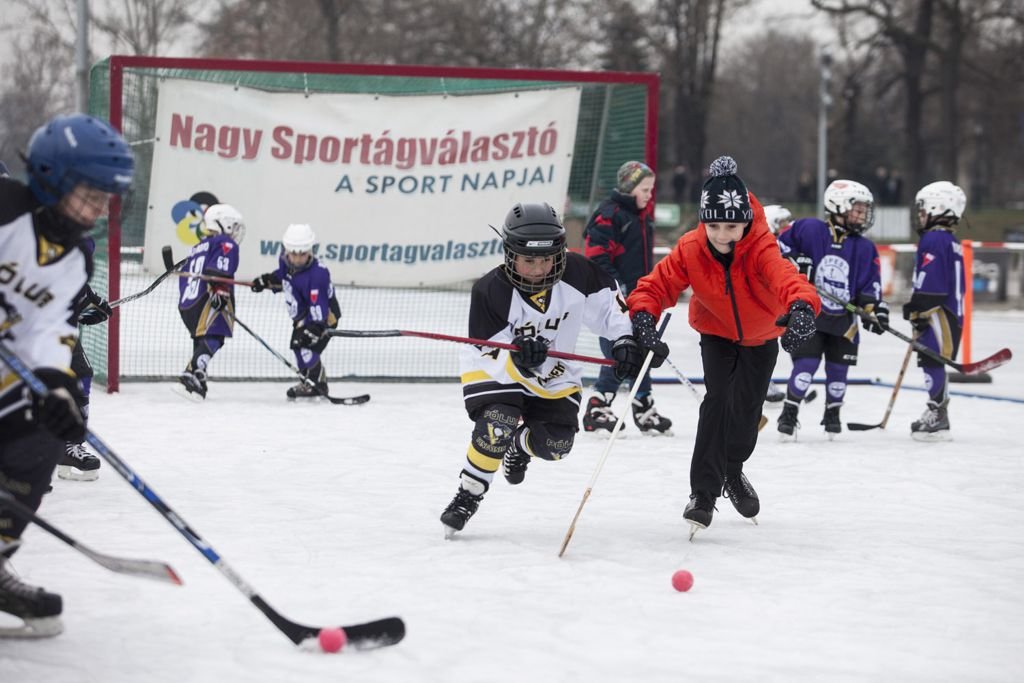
(626, 156, 821, 537)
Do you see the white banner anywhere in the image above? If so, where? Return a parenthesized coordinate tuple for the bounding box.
(144, 79, 581, 286)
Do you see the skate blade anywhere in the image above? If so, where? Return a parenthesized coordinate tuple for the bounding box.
(638, 428, 673, 437)
(443, 525, 460, 540)
(0, 615, 63, 638)
(583, 429, 627, 440)
(777, 431, 798, 443)
(170, 383, 205, 402)
(911, 431, 952, 443)
(687, 523, 705, 541)
(825, 431, 840, 441)
(56, 465, 99, 481)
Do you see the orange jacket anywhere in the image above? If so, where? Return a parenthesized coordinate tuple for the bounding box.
(627, 193, 821, 345)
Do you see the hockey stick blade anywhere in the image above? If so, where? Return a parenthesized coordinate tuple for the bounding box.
(287, 615, 406, 650)
(956, 347, 1012, 375)
(846, 421, 882, 431)
(162, 244, 175, 271)
(0, 489, 182, 585)
(323, 392, 370, 406)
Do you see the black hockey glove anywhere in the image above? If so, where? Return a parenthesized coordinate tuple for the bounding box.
(30, 368, 86, 442)
(776, 300, 816, 353)
(510, 334, 549, 375)
(290, 321, 329, 353)
(250, 272, 281, 293)
(631, 311, 669, 368)
(862, 300, 889, 335)
(78, 298, 113, 326)
(790, 254, 814, 281)
(611, 335, 643, 381)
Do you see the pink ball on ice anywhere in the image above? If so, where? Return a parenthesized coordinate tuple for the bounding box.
(672, 569, 694, 592)
(318, 627, 347, 653)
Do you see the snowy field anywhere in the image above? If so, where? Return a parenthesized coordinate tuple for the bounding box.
(2, 308, 1022, 682)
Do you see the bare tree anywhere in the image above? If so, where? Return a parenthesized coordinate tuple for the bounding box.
(652, 0, 743, 201)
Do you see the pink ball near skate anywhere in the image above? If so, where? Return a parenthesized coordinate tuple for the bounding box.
(671, 569, 694, 592)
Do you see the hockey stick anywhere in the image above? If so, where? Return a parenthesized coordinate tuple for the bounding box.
(228, 313, 370, 406)
(0, 342, 403, 650)
(0, 489, 182, 585)
(558, 314, 671, 558)
(847, 343, 914, 431)
(328, 329, 615, 367)
(663, 357, 702, 400)
(815, 287, 1012, 375)
(106, 245, 186, 308)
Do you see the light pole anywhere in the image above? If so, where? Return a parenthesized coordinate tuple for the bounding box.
(75, 0, 90, 112)
(817, 49, 832, 218)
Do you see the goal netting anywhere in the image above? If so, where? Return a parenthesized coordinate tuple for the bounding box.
(86, 57, 657, 389)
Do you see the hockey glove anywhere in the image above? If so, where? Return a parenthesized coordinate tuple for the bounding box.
(30, 368, 86, 442)
(290, 321, 328, 353)
(78, 299, 113, 326)
(631, 311, 669, 368)
(510, 335, 549, 375)
(611, 335, 643, 381)
(250, 272, 281, 293)
(861, 300, 889, 335)
(902, 301, 934, 332)
(790, 254, 815, 281)
(777, 300, 817, 353)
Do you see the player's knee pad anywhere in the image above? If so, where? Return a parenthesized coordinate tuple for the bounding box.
(470, 404, 522, 461)
(521, 422, 575, 461)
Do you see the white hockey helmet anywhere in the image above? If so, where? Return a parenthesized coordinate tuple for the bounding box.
(763, 204, 793, 234)
(823, 179, 874, 233)
(282, 223, 316, 253)
(915, 181, 966, 230)
(203, 204, 246, 244)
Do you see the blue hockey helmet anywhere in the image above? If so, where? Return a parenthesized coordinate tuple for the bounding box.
(26, 114, 134, 207)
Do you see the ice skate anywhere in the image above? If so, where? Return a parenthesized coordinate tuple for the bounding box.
(631, 395, 673, 436)
(173, 368, 207, 401)
(502, 442, 530, 486)
(722, 471, 759, 523)
(582, 392, 618, 434)
(911, 399, 951, 442)
(286, 380, 327, 400)
(683, 493, 716, 541)
(821, 402, 842, 441)
(777, 400, 800, 442)
(0, 556, 63, 638)
(57, 442, 100, 481)
(441, 487, 484, 539)
(765, 382, 785, 404)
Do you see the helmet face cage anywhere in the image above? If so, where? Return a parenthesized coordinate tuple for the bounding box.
(915, 181, 965, 231)
(500, 203, 567, 294)
(202, 204, 246, 244)
(824, 180, 875, 234)
(27, 114, 134, 208)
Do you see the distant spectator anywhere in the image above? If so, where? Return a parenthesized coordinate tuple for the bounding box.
(884, 169, 903, 205)
(872, 166, 890, 204)
(796, 171, 815, 204)
(671, 164, 688, 205)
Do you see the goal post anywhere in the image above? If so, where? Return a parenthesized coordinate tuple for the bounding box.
(88, 56, 659, 391)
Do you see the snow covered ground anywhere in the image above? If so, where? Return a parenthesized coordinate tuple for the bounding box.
(2, 309, 1022, 682)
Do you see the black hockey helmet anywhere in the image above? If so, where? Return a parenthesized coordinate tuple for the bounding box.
(501, 202, 567, 294)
